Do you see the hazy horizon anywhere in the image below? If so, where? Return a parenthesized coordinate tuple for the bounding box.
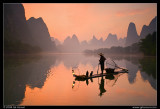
(22, 3, 157, 43)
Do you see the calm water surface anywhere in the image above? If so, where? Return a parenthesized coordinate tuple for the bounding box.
(4, 53, 157, 106)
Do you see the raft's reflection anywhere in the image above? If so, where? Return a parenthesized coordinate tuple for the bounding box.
(72, 72, 126, 97)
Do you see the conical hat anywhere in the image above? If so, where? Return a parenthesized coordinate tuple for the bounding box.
(98, 53, 104, 56)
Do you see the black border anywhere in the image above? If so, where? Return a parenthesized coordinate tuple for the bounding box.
(2, 0, 159, 108)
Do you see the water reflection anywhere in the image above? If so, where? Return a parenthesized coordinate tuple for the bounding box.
(139, 57, 156, 90)
(98, 76, 106, 97)
(73, 71, 128, 97)
(72, 55, 156, 101)
(3, 53, 157, 105)
(4, 54, 57, 105)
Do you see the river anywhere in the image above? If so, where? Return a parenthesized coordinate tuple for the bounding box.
(4, 53, 157, 106)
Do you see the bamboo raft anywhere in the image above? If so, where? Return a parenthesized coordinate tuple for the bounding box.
(73, 68, 128, 81)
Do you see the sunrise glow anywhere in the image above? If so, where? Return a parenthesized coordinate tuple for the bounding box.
(23, 3, 157, 42)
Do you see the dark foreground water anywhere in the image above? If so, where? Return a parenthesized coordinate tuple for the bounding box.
(4, 53, 157, 106)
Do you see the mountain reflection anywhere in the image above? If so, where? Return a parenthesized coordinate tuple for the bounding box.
(125, 57, 139, 84)
(138, 57, 156, 90)
(4, 54, 57, 105)
(4, 53, 156, 105)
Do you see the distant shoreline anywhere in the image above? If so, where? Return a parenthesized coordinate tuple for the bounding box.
(3, 52, 156, 58)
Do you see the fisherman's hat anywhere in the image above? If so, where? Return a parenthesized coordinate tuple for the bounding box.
(98, 53, 104, 56)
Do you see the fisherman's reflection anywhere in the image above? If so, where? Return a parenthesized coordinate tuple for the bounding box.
(99, 76, 106, 97)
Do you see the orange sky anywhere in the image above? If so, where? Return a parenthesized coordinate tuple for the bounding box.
(22, 3, 157, 42)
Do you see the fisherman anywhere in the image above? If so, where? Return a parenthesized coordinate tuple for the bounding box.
(98, 53, 106, 74)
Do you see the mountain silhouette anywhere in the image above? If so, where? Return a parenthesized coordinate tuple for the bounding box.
(125, 22, 139, 46)
(89, 35, 99, 45)
(27, 17, 56, 51)
(72, 34, 80, 46)
(88, 35, 104, 49)
(63, 34, 80, 46)
(140, 16, 157, 39)
(118, 37, 126, 47)
(60, 34, 80, 52)
(51, 37, 61, 46)
(4, 3, 56, 53)
(57, 33, 126, 52)
(81, 40, 88, 46)
(4, 4, 34, 45)
(53, 16, 157, 53)
(125, 16, 156, 47)
(104, 33, 119, 48)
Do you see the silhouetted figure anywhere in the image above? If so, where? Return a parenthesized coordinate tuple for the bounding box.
(99, 76, 106, 97)
(86, 71, 89, 77)
(90, 71, 93, 76)
(99, 53, 106, 74)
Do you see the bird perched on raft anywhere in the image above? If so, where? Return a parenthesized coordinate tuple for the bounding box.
(90, 71, 93, 76)
(73, 70, 94, 81)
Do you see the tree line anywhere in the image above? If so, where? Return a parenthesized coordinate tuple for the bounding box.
(4, 30, 41, 54)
